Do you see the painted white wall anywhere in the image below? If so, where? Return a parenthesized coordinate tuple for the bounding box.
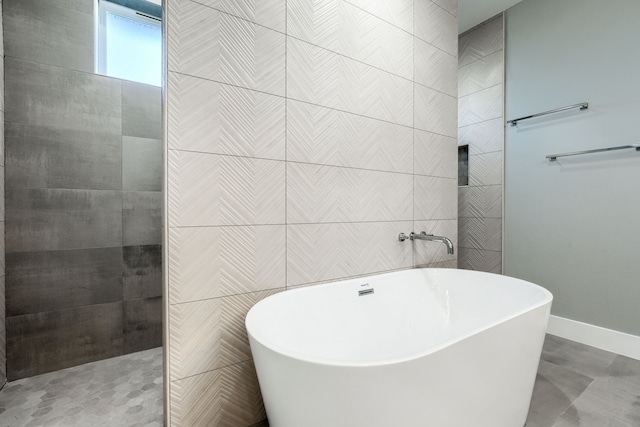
(504, 0, 640, 337)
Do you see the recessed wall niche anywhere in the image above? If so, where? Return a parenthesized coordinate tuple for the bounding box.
(458, 145, 469, 186)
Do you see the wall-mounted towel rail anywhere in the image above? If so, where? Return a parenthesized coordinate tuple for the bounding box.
(547, 144, 640, 161)
(507, 102, 588, 127)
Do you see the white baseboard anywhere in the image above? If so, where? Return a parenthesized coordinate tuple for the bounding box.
(547, 315, 640, 361)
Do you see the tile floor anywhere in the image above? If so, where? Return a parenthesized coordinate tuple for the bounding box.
(0, 335, 638, 426)
(526, 334, 640, 427)
(0, 348, 163, 427)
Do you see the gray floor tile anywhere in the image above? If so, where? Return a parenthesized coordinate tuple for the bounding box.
(551, 355, 640, 427)
(0, 348, 162, 427)
(525, 359, 594, 427)
(541, 334, 617, 378)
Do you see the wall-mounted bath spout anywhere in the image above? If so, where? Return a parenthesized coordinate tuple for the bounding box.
(410, 232, 455, 255)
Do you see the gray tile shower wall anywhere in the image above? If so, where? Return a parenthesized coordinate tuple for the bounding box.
(0, 0, 5, 388)
(165, 0, 458, 425)
(3, 0, 162, 381)
(457, 14, 504, 273)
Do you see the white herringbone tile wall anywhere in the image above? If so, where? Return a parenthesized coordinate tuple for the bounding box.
(164, 0, 458, 425)
(457, 13, 504, 274)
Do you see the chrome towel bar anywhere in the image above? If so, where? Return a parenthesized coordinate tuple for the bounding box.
(507, 102, 588, 127)
(547, 144, 640, 161)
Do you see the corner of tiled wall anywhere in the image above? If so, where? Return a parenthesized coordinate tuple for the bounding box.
(457, 13, 504, 274)
(164, 0, 459, 424)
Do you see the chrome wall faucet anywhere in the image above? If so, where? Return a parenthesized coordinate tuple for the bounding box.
(398, 231, 455, 255)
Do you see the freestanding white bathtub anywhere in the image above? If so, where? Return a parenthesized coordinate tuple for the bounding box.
(245, 268, 552, 427)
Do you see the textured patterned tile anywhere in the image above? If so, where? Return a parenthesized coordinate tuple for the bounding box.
(5, 122, 122, 191)
(342, 0, 412, 32)
(123, 245, 162, 300)
(414, 0, 457, 56)
(287, 221, 413, 286)
(343, 0, 412, 32)
(458, 118, 503, 156)
(414, 129, 457, 178)
(458, 50, 503, 97)
(122, 136, 163, 191)
(194, 0, 285, 32)
(432, 0, 457, 16)
(458, 185, 502, 218)
(287, 163, 412, 223)
(414, 37, 457, 97)
(121, 81, 162, 140)
(167, 150, 285, 227)
(469, 151, 503, 186)
(6, 248, 123, 316)
(4, 58, 121, 133)
(459, 14, 503, 67)
(5, 189, 122, 252)
(414, 219, 457, 266)
(287, 37, 412, 126)
(167, 72, 285, 160)
(414, 176, 458, 220)
(458, 84, 503, 127)
(123, 191, 162, 246)
(170, 360, 265, 427)
(6, 303, 124, 381)
(168, 225, 285, 304)
(287, 100, 412, 173)
(3, 0, 93, 73)
(288, 0, 413, 79)
(414, 84, 458, 137)
(457, 247, 502, 273)
(168, 289, 281, 380)
(458, 217, 502, 251)
(421, 259, 457, 269)
(167, 0, 285, 96)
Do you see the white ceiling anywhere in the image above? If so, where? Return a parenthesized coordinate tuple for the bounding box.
(458, 0, 523, 34)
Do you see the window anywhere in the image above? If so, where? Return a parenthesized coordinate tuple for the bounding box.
(458, 145, 469, 186)
(97, 0, 162, 86)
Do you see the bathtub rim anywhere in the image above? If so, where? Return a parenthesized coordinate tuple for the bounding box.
(246, 268, 553, 368)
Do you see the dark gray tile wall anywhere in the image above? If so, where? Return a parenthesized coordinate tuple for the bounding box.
(3, 0, 94, 73)
(0, 0, 6, 388)
(122, 81, 162, 139)
(3, 0, 162, 380)
(5, 189, 123, 252)
(6, 302, 124, 381)
(5, 248, 123, 316)
(123, 245, 162, 300)
(123, 192, 162, 246)
(123, 297, 162, 354)
(5, 123, 122, 190)
(123, 136, 162, 191)
(4, 58, 122, 133)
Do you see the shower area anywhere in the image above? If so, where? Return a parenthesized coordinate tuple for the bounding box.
(0, 0, 162, 401)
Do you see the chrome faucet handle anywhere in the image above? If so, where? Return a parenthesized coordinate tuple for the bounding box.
(409, 231, 431, 240)
(398, 233, 410, 242)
